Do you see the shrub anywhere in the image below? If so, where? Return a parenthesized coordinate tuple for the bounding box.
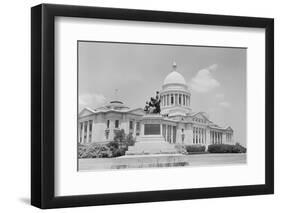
(233, 143, 247, 153)
(208, 143, 246, 153)
(185, 145, 206, 153)
(175, 144, 188, 154)
(112, 147, 127, 157)
(78, 143, 112, 159)
(107, 129, 136, 157)
(78, 130, 137, 159)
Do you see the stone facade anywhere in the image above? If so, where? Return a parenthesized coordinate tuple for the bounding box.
(78, 63, 234, 147)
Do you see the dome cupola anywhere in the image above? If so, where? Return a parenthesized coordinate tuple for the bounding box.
(163, 62, 187, 86)
(160, 62, 191, 116)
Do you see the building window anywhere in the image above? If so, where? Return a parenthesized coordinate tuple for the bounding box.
(129, 120, 134, 130)
(115, 120, 119, 128)
(171, 95, 174, 104)
(179, 95, 181, 105)
(107, 120, 110, 128)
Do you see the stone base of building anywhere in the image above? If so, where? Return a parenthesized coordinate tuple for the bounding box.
(111, 154, 189, 169)
(126, 135, 178, 155)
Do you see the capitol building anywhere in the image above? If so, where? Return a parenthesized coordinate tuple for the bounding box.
(78, 63, 234, 148)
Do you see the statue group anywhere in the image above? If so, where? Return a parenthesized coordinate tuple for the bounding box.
(144, 91, 161, 114)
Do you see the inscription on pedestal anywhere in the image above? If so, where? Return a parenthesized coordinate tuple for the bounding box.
(144, 124, 160, 135)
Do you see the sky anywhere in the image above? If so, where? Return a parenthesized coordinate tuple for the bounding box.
(78, 41, 247, 146)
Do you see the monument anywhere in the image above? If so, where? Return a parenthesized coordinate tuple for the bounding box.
(110, 91, 189, 169)
(126, 114, 178, 155)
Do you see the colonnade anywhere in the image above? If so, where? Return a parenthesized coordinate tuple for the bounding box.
(161, 93, 190, 107)
(79, 120, 93, 144)
(162, 124, 176, 143)
(210, 131, 223, 144)
(192, 127, 206, 144)
(226, 133, 232, 143)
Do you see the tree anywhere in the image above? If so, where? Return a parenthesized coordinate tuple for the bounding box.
(107, 129, 136, 157)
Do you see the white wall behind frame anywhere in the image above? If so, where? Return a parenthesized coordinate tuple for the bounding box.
(0, 1, 279, 213)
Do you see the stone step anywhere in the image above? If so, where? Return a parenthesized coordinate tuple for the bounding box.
(137, 135, 166, 142)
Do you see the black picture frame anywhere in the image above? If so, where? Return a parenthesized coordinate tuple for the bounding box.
(31, 3, 274, 209)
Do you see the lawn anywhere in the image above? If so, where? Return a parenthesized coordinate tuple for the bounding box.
(78, 153, 246, 171)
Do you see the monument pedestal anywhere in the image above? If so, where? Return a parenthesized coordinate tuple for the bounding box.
(125, 114, 178, 155)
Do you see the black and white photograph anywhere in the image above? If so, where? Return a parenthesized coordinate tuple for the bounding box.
(29, 2, 274, 210)
(78, 41, 247, 171)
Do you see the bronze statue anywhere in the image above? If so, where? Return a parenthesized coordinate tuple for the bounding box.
(144, 91, 161, 114)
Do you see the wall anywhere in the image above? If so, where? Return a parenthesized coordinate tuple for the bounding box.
(0, 0, 280, 212)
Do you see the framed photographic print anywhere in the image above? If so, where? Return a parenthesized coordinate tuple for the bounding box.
(31, 4, 274, 209)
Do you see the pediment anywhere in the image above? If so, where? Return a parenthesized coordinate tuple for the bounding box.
(128, 108, 145, 116)
(79, 108, 95, 117)
(226, 126, 233, 131)
(192, 112, 210, 123)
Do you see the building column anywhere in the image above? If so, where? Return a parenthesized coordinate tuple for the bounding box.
(194, 127, 196, 144)
(214, 132, 216, 144)
(196, 128, 198, 144)
(85, 121, 89, 144)
(198, 127, 201, 144)
(216, 132, 219, 144)
(165, 124, 168, 142)
(200, 128, 203, 144)
(203, 129, 205, 144)
(216, 132, 218, 144)
(171, 126, 174, 143)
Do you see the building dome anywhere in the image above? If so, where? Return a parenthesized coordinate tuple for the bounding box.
(160, 62, 191, 116)
(96, 100, 129, 111)
(163, 62, 187, 86)
(163, 71, 186, 86)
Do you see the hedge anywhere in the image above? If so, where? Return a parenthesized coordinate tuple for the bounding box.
(78, 143, 112, 158)
(185, 145, 206, 153)
(208, 143, 246, 153)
